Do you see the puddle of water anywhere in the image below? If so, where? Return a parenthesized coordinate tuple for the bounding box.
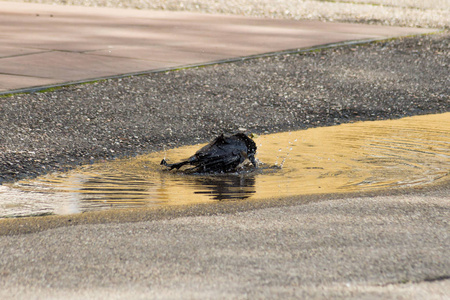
(1, 113, 449, 218)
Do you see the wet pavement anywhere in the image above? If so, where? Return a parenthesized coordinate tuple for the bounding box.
(3, 113, 449, 218)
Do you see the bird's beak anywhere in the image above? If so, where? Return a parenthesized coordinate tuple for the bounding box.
(249, 155, 257, 167)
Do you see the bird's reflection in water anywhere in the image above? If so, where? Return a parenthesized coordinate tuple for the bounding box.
(64, 171, 257, 212)
(192, 174, 256, 201)
(6, 112, 449, 218)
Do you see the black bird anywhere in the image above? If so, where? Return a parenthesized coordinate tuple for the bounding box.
(161, 133, 257, 173)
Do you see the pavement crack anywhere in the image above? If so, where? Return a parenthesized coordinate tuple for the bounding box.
(0, 72, 54, 79)
(0, 50, 52, 59)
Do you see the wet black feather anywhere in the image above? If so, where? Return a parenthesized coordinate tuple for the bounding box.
(161, 133, 257, 173)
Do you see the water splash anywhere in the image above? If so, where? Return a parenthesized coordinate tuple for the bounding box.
(1, 113, 449, 218)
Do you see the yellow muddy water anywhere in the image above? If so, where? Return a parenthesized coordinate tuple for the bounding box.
(1, 113, 449, 218)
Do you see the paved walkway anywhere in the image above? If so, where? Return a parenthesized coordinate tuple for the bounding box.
(0, 1, 436, 93)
